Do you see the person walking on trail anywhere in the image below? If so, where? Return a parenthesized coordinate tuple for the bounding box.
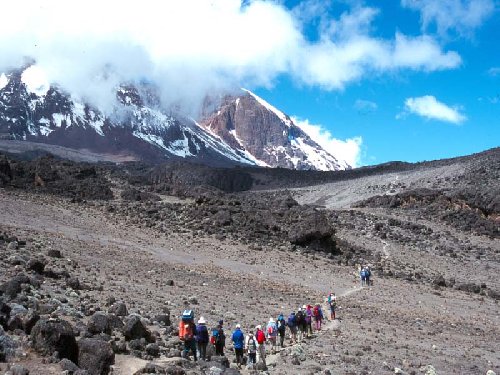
(231, 324, 245, 369)
(211, 319, 225, 356)
(196, 316, 209, 361)
(313, 303, 324, 331)
(305, 305, 313, 337)
(277, 313, 287, 347)
(365, 266, 372, 286)
(266, 317, 278, 353)
(255, 325, 267, 366)
(179, 310, 197, 361)
(296, 308, 306, 343)
(328, 292, 337, 320)
(287, 311, 298, 344)
(360, 266, 367, 286)
(245, 332, 257, 369)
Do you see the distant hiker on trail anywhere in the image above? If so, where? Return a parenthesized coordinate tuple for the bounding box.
(328, 292, 337, 320)
(305, 305, 313, 337)
(196, 316, 209, 361)
(266, 317, 278, 353)
(287, 311, 298, 343)
(277, 313, 287, 347)
(255, 325, 267, 366)
(245, 332, 257, 369)
(211, 319, 225, 356)
(231, 324, 245, 369)
(179, 310, 197, 361)
(296, 307, 306, 342)
(313, 304, 324, 331)
(365, 266, 372, 286)
(360, 266, 367, 286)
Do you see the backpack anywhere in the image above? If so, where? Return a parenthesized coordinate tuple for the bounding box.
(287, 314, 296, 327)
(313, 306, 320, 317)
(296, 311, 304, 325)
(277, 319, 286, 333)
(182, 310, 194, 322)
(361, 270, 366, 278)
(181, 322, 194, 341)
(256, 330, 265, 344)
(247, 337, 257, 353)
(267, 323, 276, 337)
(217, 328, 225, 345)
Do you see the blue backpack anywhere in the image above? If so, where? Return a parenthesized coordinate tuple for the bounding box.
(287, 314, 296, 327)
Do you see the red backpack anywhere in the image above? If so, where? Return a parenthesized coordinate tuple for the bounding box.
(256, 329, 265, 344)
(313, 305, 320, 317)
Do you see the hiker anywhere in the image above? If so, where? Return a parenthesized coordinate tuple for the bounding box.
(277, 313, 287, 347)
(245, 332, 257, 369)
(287, 311, 297, 343)
(296, 308, 306, 342)
(179, 310, 197, 361)
(255, 325, 267, 366)
(231, 324, 245, 369)
(360, 266, 367, 286)
(196, 316, 209, 361)
(328, 292, 337, 320)
(313, 304, 324, 331)
(305, 305, 313, 337)
(365, 266, 372, 286)
(211, 319, 225, 356)
(266, 317, 278, 353)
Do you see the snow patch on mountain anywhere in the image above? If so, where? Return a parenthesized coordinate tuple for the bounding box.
(0, 74, 8, 91)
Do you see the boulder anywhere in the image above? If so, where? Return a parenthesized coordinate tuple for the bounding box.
(123, 315, 152, 342)
(0, 275, 30, 300)
(145, 343, 160, 357)
(0, 326, 17, 362)
(153, 314, 171, 326)
(66, 277, 81, 290)
(30, 318, 78, 362)
(6, 241, 18, 251)
(8, 365, 29, 375)
(87, 312, 111, 335)
(108, 302, 128, 317)
(27, 258, 46, 274)
(78, 338, 115, 375)
(59, 358, 81, 372)
(47, 249, 63, 258)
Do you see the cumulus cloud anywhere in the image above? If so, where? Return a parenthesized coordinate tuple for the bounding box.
(354, 99, 378, 114)
(402, 0, 495, 37)
(402, 95, 467, 124)
(293, 117, 363, 167)
(0, 0, 462, 115)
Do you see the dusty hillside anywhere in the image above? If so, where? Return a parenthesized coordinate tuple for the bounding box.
(0, 148, 499, 375)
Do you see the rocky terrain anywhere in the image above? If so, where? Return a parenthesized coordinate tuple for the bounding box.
(0, 148, 499, 374)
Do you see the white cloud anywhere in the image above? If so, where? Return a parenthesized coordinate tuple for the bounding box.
(354, 99, 378, 114)
(0, 0, 462, 115)
(402, 95, 467, 124)
(402, 0, 495, 37)
(293, 117, 363, 168)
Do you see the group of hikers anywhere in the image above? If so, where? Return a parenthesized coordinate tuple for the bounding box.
(178, 292, 338, 369)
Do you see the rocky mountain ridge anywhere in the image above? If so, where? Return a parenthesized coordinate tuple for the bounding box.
(0, 65, 349, 171)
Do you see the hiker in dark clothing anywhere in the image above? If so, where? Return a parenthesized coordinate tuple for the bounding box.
(196, 317, 209, 361)
(211, 320, 225, 356)
(277, 313, 286, 347)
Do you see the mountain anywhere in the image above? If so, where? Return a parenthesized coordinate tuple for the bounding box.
(200, 90, 349, 170)
(0, 65, 349, 170)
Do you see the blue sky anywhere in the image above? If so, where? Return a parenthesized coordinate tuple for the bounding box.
(251, 0, 500, 166)
(0, 0, 498, 167)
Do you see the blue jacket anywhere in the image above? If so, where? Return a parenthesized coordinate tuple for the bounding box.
(196, 324, 209, 343)
(232, 328, 245, 349)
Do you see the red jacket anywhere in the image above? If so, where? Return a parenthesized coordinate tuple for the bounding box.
(256, 329, 265, 344)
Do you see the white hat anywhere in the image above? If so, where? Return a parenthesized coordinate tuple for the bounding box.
(198, 316, 207, 324)
(302, 305, 307, 309)
(256, 325, 262, 330)
(269, 317, 275, 323)
(236, 324, 241, 329)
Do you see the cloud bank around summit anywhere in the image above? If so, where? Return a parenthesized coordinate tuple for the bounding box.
(0, 0, 463, 115)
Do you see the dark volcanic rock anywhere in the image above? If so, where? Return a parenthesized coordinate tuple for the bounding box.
(108, 302, 128, 317)
(27, 258, 46, 274)
(78, 338, 115, 375)
(123, 315, 152, 342)
(30, 318, 78, 362)
(0, 274, 31, 300)
(47, 249, 62, 258)
(87, 312, 112, 335)
(0, 326, 17, 362)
